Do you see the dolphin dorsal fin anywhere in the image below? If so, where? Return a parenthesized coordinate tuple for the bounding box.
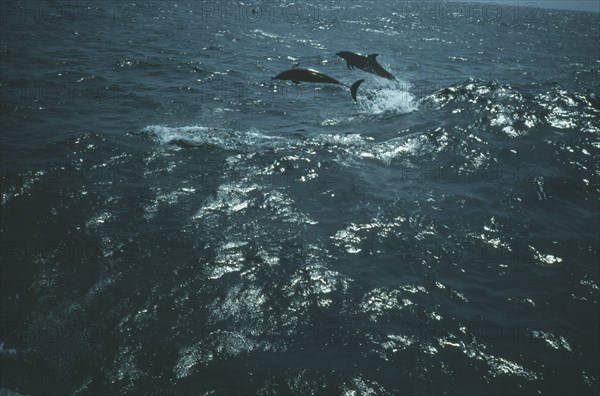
(368, 53, 379, 59)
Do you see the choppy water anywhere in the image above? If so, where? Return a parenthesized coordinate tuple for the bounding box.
(1, 1, 599, 394)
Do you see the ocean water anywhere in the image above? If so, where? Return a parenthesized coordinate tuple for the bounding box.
(1, 0, 599, 394)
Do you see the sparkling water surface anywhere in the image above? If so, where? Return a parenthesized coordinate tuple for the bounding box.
(1, 1, 599, 394)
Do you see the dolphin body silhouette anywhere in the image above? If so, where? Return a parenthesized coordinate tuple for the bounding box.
(336, 51, 396, 80)
(272, 68, 364, 101)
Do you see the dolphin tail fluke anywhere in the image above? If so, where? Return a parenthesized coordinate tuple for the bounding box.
(350, 79, 364, 101)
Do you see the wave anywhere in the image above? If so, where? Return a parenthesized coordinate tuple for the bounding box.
(421, 78, 600, 136)
(357, 78, 418, 115)
(142, 125, 295, 153)
(142, 123, 435, 166)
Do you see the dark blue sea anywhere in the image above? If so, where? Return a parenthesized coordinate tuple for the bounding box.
(1, 1, 599, 394)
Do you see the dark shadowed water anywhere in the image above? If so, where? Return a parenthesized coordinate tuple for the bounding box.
(1, 1, 599, 394)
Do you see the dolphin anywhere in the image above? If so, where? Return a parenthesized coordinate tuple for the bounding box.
(336, 51, 396, 80)
(272, 67, 364, 101)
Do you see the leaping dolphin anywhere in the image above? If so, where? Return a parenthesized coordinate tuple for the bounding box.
(272, 68, 364, 101)
(336, 51, 396, 81)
